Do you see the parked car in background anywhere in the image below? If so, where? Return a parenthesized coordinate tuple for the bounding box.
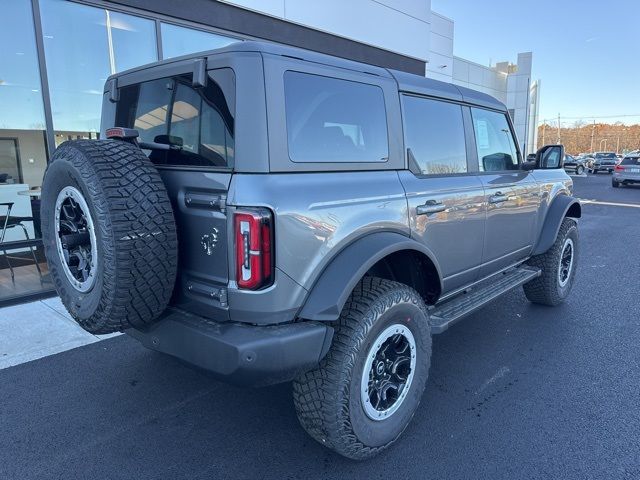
(612, 153, 640, 187)
(589, 152, 618, 174)
(563, 154, 586, 175)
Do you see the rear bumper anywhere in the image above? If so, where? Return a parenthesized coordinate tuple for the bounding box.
(613, 173, 640, 183)
(128, 309, 333, 387)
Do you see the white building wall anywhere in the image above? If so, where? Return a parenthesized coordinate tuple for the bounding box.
(451, 53, 534, 152)
(219, 1, 539, 153)
(220, 0, 432, 61)
(426, 11, 453, 83)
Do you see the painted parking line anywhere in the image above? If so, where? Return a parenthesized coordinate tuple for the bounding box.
(578, 198, 640, 209)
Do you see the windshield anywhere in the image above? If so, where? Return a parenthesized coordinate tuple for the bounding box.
(596, 153, 616, 159)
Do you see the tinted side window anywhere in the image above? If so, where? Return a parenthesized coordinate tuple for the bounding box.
(402, 95, 467, 175)
(284, 71, 388, 163)
(116, 68, 235, 168)
(471, 108, 519, 172)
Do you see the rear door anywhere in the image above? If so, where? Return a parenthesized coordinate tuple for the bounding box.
(469, 107, 540, 277)
(399, 95, 485, 293)
(113, 66, 236, 320)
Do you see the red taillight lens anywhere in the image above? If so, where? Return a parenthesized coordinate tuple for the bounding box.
(615, 164, 624, 171)
(235, 209, 274, 290)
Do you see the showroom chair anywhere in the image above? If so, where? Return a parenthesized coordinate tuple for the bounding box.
(0, 202, 43, 282)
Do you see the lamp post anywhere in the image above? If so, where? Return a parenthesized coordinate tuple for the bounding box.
(599, 139, 607, 151)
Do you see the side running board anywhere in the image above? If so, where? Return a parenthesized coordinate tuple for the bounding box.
(429, 266, 541, 334)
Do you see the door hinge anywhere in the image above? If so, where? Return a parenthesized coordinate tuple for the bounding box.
(184, 192, 226, 213)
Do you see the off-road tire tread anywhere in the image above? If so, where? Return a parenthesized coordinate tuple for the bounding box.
(523, 218, 577, 306)
(42, 140, 177, 334)
(293, 277, 430, 460)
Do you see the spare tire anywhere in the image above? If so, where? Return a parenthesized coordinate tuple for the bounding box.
(41, 140, 178, 334)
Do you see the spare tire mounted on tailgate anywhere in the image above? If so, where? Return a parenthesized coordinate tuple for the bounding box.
(41, 140, 178, 334)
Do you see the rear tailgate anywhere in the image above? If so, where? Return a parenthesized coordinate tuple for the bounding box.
(105, 65, 237, 321)
(160, 170, 231, 320)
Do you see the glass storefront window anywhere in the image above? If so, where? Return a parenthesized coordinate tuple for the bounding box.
(1, 1, 50, 302)
(161, 23, 237, 59)
(0, 0, 46, 130)
(40, 0, 111, 134)
(39, 0, 158, 136)
(109, 11, 158, 73)
(2, 1, 237, 304)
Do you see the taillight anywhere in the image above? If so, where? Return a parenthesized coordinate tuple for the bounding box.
(235, 209, 274, 290)
(615, 164, 624, 171)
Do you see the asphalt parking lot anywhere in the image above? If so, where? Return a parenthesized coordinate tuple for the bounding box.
(1, 173, 639, 480)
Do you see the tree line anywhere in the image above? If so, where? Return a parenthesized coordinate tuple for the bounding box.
(537, 122, 640, 155)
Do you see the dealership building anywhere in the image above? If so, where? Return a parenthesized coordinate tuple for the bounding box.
(0, 0, 540, 305)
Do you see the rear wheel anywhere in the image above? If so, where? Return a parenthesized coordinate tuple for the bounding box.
(41, 140, 178, 334)
(576, 165, 585, 175)
(612, 179, 620, 188)
(293, 277, 432, 460)
(524, 218, 578, 306)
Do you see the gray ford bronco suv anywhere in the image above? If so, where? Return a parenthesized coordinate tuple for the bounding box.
(41, 41, 581, 459)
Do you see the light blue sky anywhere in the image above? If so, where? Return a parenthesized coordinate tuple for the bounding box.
(431, 0, 640, 125)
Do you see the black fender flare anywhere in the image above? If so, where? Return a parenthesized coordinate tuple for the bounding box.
(298, 232, 443, 322)
(532, 195, 581, 255)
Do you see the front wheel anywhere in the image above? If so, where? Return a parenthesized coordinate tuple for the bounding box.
(576, 165, 585, 175)
(293, 277, 432, 460)
(524, 218, 578, 306)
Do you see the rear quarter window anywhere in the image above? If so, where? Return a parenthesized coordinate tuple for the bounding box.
(115, 68, 235, 168)
(283, 71, 389, 163)
(621, 156, 640, 165)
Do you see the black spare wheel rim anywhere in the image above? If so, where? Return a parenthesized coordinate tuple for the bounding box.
(55, 186, 97, 293)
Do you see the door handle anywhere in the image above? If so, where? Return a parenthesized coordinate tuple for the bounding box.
(489, 193, 510, 204)
(416, 201, 446, 215)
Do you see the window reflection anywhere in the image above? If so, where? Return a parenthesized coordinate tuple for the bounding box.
(109, 11, 157, 72)
(0, 0, 46, 130)
(40, 0, 158, 135)
(402, 96, 468, 175)
(161, 23, 236, 59)
(0, 1, 50, 300)
(471, 108, 519, 172)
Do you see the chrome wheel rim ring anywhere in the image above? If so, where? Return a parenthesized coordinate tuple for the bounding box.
(558, 237, 574, 288)
(361, 324, 417, 421)
(54, 186, 98, 292)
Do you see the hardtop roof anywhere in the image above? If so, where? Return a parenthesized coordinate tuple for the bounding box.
(108, 40, 506, 111)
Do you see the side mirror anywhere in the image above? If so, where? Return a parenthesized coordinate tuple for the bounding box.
(535, 144, 565, 169)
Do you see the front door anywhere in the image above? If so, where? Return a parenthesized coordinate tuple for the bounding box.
(400, 95, 485, 294)
(469, 107, 540, 277)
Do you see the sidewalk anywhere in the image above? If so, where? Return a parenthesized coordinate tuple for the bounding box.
(0, 297, 118, 370)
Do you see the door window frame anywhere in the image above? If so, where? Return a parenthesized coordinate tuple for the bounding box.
(399, 93, 478, 178)
(264, 53, 404, 172)
(468, 106, 523, 175)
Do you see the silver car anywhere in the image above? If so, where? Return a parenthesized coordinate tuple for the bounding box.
(612, 154, 640, 187)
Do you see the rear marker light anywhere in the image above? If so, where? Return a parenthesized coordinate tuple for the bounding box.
(235, 210, 274, 290)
